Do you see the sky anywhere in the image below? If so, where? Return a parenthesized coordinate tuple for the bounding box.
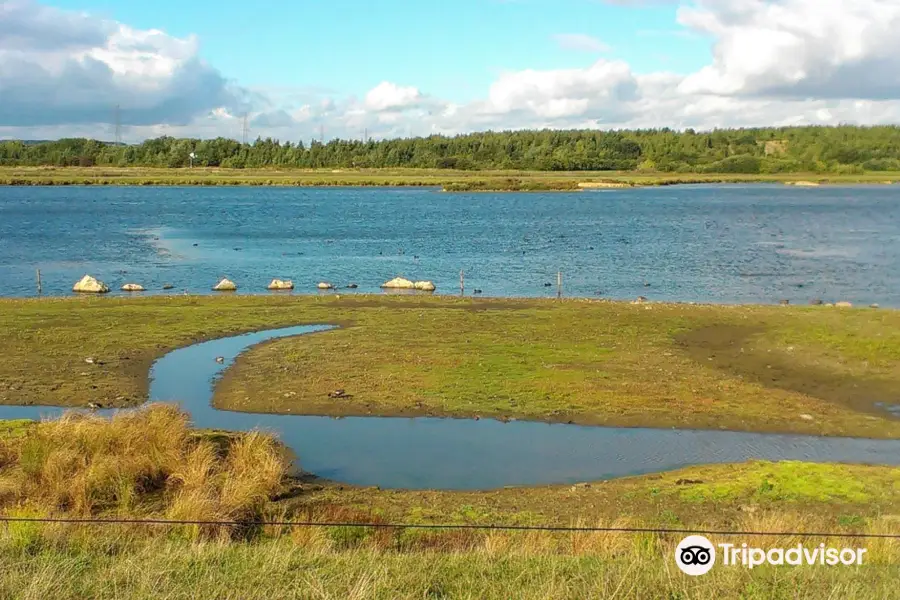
(2, 0, 900, 143)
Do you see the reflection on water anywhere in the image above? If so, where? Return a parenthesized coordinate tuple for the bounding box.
(0, 326, 898, 491)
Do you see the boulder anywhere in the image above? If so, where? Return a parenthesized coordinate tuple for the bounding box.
(121, 283, 145, 292)
(212, 278, 237, 292)
(414, 280, 436, 292)
(72, 275, 109, 294)
(835, 301, 853, 308)
(267, 279, 294, 290)
(381, 277, 416, 289)
(317, 282, 334, 290)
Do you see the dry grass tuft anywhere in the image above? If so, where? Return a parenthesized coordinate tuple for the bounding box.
(0, 403, 288, 539)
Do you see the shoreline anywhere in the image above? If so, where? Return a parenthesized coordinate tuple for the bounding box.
(1, 166, 898, 191)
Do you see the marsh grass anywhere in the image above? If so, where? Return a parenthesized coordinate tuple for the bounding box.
(0, 404, 287, 539)
(3, 296, 900, 438)
(0, 512, 896, 599)
(1, 166, 898, 191)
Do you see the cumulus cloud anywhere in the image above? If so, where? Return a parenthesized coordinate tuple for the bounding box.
(3, 0, 900, 143)
(364, 81, 423, 112)
(677, 0, 900, 99)
(0, 0, 249, 129)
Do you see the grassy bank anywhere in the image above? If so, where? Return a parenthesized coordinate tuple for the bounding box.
(2, 532, 897, 600)
(2, 295, 899, 438)
(1, 166, 899, 190)
(0, 407, 897, 599)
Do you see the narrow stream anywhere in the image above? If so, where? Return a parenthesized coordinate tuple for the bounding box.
(1, 325, 898, 490)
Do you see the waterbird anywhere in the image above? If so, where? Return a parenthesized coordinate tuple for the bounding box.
(215, 356, 225, 364)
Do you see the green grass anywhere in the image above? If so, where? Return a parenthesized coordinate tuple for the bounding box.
(660, 462, 900, 504)
(1, 536, 897, 600)
(0, 419, 33, 438)
(2, 295, 899, 438)
(1, 165, 898, 190)
(292, 461, 900, 530)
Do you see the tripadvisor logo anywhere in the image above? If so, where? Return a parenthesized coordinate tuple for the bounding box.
(674, 535, 867, 576)
(675, 535, 716, 576)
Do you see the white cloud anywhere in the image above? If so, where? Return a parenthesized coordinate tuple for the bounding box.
(3, 0, 900, 143)
(0, 0, 249, 129)
(552, 33, 610, 53)
(364, 81, 422, 112)
(677, 0, 900, 99)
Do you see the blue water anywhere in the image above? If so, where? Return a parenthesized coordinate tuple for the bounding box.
(0, 326, 897, 490)
(2, 184, 900, 304)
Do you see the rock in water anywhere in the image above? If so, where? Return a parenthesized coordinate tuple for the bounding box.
(121, 283, 145, 292)
(317, 282, 334, 290)
(381, 277, 416, 289)
(212, 278, 237, 291)
(267, 279, 294, 290)
(162, 284, 175, 290)
(72, 275, 110, 294)
(414, 281, 436, 291)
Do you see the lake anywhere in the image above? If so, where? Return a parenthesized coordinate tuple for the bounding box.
(1, 184, 899, 305)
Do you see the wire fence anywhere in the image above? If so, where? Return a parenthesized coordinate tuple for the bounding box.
(1, 515, 898, 539)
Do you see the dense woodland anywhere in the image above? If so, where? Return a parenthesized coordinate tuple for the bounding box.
(2, 126, 900, 173)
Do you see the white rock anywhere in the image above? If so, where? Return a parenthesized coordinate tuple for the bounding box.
(212, 278, 237, 291)
(121, 283, 145, 292)
(381, 277, 416, 289)
(414, 280, 436, 291)
(317, 282, 334, 290)
(72, 275, 109, 294)
(835, 301, 853, 308)
(267, 279, 294, 290)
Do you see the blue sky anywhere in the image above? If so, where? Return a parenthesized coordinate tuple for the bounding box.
(3, 0, 900, 141)
(46, 0, 709, 102)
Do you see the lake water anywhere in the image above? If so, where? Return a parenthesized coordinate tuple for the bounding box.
(2, 184, 899, 304)
(0, 325, 897, 490)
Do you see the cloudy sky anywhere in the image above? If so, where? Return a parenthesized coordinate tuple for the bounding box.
(2, 0, 900, 143)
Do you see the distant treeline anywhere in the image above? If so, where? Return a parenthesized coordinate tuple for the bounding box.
(2, 126, 900, 173)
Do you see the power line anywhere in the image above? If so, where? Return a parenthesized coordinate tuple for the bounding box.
(0, 516, 897, 539)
